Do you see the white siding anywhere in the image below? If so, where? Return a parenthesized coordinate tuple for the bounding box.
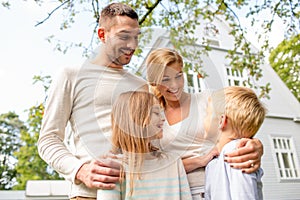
(256, 118, 300, 199)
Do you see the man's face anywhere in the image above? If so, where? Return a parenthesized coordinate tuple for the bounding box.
(103, 16, 140, 68)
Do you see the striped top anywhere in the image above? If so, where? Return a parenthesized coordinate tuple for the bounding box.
(97, 153, 192, 200)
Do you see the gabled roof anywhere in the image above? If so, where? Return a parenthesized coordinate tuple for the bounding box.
(138, 22, 300, 120)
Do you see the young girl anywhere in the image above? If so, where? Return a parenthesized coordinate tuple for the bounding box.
(97, 91, 192, 200)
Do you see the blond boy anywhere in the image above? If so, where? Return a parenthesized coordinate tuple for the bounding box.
(204, 86, 266, 200)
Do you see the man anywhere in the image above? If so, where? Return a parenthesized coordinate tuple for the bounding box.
(38, 3, 147, 199)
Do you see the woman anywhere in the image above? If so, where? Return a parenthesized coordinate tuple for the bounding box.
(145, 48, 263, 199)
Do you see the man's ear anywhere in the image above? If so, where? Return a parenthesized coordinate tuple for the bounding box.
(218, 114, 227, 130)
(98, 27, 105, 42)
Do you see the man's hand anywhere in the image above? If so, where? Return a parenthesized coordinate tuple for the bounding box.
(75, 158, 121, 189)
(224, 138, 263, 173)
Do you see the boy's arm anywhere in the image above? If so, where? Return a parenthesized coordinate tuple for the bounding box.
(224, 138, 263, 173)
(228, 167, 263, 200)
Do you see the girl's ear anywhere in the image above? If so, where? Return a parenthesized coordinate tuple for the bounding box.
(218, 114, 227, 130)
(98, 27, 105, 42)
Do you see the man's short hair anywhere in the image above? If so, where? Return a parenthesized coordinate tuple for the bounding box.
(99, 3, 138, 29)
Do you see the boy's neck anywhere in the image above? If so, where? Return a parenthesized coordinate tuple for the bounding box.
(216, 130, 237, 152)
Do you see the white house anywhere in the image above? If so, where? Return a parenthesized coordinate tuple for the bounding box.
(138, 16, 300, 200)
(1, 13, 299, 200)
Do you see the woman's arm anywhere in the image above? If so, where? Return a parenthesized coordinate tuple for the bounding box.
(182, 147, 219, 173)
(224, 138, 263, 173)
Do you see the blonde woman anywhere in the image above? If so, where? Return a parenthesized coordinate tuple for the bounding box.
(204, 86, 266, 199)
(97, 91, 192, 200)
(146, 48, 264, 199)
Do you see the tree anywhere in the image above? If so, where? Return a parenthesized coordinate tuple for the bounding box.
(269, 34, 300, 102)
(13, 103, 62, 190)
(0, 112, 26, 190)
(3, 0, 299, 97)
(12, 75, 61, 190)
(0, 75, 61, 190)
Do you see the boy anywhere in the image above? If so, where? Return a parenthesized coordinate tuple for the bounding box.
(204, 86, 266, 200)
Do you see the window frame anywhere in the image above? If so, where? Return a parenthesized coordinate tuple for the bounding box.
(270, 135, 300, 181)
(224, 64, 249, 87)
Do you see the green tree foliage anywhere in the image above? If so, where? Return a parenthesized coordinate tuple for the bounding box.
(3, 0, 299, 97)
(0, 76, 60, 190)
(0, 112, 26, 189)
(269, 34, 300, 102)
(12, 75, 61, 190)
(13, 103, 62, 190)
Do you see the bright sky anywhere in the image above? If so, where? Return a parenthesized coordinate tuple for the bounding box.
(0, 1, 285, 121)
(0, 1, 91, 120)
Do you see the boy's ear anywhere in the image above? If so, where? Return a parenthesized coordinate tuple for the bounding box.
(218, 114, 227, 130)
(98, 27, 105, 42)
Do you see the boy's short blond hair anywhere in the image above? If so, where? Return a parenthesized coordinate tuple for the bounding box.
(211, 86, 267, 138)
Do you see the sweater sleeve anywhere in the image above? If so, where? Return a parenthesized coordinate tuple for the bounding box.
(37, 66, 85, 183)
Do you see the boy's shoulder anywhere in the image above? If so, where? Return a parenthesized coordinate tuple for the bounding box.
(221, 139, 240, 155)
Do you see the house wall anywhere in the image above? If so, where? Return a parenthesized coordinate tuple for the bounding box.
(256, 117, 300, 199)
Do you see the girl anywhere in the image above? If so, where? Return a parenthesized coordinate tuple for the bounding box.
(97, 91, 192, 199)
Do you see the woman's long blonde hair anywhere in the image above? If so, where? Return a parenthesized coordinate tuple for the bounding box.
(145, 48, 183, 108)
(111, 91, 158, 196)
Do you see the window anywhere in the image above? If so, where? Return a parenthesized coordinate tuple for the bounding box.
(184, 70, 204, 93)
(203, 22, 220, 47)
(225, 65, 247, 87)
(272, 136, 300, 180)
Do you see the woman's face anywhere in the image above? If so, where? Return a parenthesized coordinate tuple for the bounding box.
(157, 62, 184, 102)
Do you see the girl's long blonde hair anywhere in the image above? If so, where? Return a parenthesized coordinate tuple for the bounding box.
(145, 48, 183, 108)
(111, 91, 159, 196)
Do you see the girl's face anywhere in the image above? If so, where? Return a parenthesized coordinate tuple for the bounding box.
(148, 99, 165, 140)
(157, 62, 184, 102)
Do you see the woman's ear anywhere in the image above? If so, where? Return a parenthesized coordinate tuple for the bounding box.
(98, 27, 105, 42)
(218, 114, 227, 130)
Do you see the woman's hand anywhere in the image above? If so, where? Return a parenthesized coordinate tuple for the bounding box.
(224, 138, 263, 173)
(182, 147, 219, 173)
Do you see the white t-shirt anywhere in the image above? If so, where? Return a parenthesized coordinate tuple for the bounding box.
(205, 139, 264, 200)
(159, 92, 218, 190)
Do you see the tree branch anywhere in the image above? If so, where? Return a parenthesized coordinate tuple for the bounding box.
(139, 0, 162, 25)
(35, 0, 71, 27)
(92, 0, 100, 24)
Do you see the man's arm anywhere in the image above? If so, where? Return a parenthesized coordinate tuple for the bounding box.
(38, 67, 121, 189)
